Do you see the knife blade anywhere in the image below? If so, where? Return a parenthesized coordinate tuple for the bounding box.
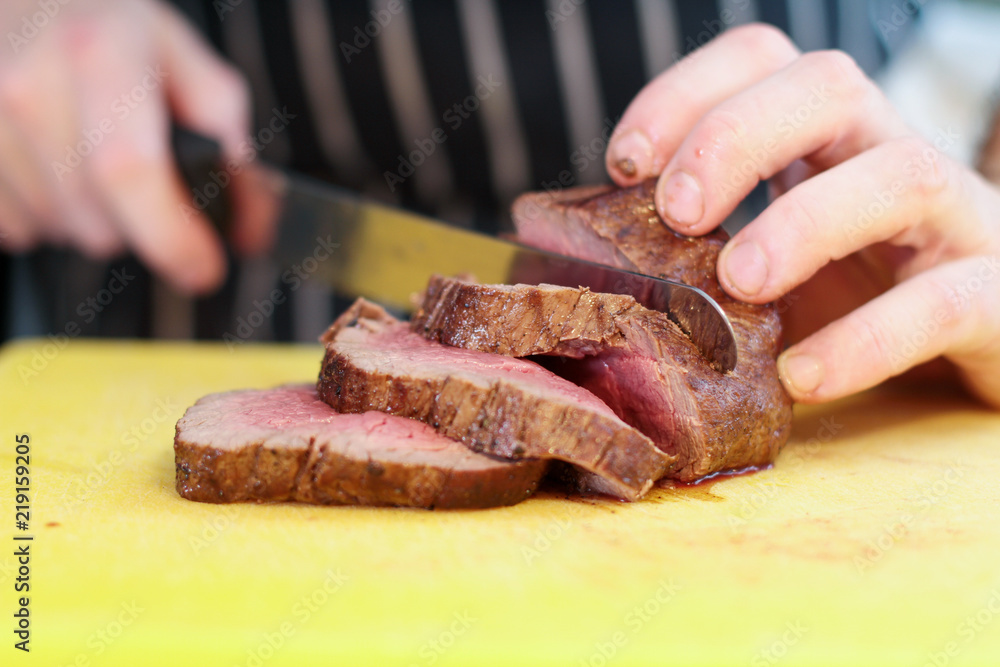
(173, 127, 738, 373)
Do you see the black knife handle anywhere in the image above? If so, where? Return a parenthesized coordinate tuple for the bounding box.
(170, 123, 232, 235)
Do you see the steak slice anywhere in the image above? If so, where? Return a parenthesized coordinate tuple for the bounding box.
(174, 384, 546, 509)
(414, 275, 685, 359)
(317, 299, 674, 500)
(472, 180, 792, 481)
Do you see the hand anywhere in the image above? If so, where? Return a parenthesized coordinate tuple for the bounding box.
(0, 0, 272, 293)
(606, 24, 1000, 408)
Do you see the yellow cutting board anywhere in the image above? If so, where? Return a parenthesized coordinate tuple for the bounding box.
(2, 339, 1000, 667)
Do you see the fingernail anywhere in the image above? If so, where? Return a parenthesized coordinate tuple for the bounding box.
(608, 129, 654, 180)
(723, 241, 769, 296)
(659, 171, 704, 228)
(779, 352, 824, 396)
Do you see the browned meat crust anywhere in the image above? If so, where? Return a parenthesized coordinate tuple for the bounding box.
(317, 299, 674, 500)
(432, 181, 794, 481)
(174, 384, 546, 509)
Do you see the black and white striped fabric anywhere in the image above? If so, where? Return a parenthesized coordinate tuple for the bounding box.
(1, 0, 904, 343)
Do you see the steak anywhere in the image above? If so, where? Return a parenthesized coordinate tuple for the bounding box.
(414, 181, 793, 481)
(414, 276, 684, 359)
(317, 299, 674, 500)
(174, 384, 547, 509)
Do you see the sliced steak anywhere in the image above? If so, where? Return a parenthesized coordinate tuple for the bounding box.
(414, 276, 683, 359)
(433, 180, 792, 481)
(174, 384, 546, 509)
(317, 299, 673, 500)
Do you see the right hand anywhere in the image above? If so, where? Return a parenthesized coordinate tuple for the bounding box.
(604, 24, 1000, 408)
(0, 0, 271, 293)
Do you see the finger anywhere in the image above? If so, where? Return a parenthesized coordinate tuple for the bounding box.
(0, 177, 37, 252)
(155, 2, 251, 159)
(0, 110, 62, 240)
(65, 19, 225, 293)
(655, 50, 912, 235)
(229, 162, 280, 255)
(90, 111, 226, 293)
(717, 137, 993, 302)
(154, 3, 274, 254)
(0, 27, 121, 255)
(955, 334, 1000, 409)
(45, 116, 126, 258)
(606, 23, 800, 185)
(777, 255, 1000, 403)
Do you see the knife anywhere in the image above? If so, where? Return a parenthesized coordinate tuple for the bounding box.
(172, 127, 738, 373)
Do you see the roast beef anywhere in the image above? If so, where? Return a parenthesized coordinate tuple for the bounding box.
(316, 299, 674, 500)
(174, 384, 546, 508)
(415, 181, 793, 481)
(414, 276, 683, 359)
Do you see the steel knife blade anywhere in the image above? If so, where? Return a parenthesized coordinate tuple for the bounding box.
(264, 173, 738, 373)
(172, 126, 738, 372)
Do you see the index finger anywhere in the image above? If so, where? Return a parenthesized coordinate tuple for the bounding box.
(606, 23, 800, 185)
(66, 20, 226, 293)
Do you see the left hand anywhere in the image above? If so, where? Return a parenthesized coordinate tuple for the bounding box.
(605, 24, 1000, 408)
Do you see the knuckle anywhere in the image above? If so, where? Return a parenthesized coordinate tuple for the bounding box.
(802, 50, 868, 100)
(917, 148, 951, 203)
(924, 275, 970, 328)
(0, 222, 35, 252)
(89, 142, 162, 184)
(0, 67, 37, 117)
(73, 217, 125, 259)
(776, 191, 830, 251)
(59, 17, 111, 59)
(728, 23, 799, 65)
(888, 136, 952, 204)
(922, 163, 952, 204)
(80, 235, 123, 261)
(848, 315, 898, 370)
(695, 109, 751, 159)
(217, 67, 252, 118)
